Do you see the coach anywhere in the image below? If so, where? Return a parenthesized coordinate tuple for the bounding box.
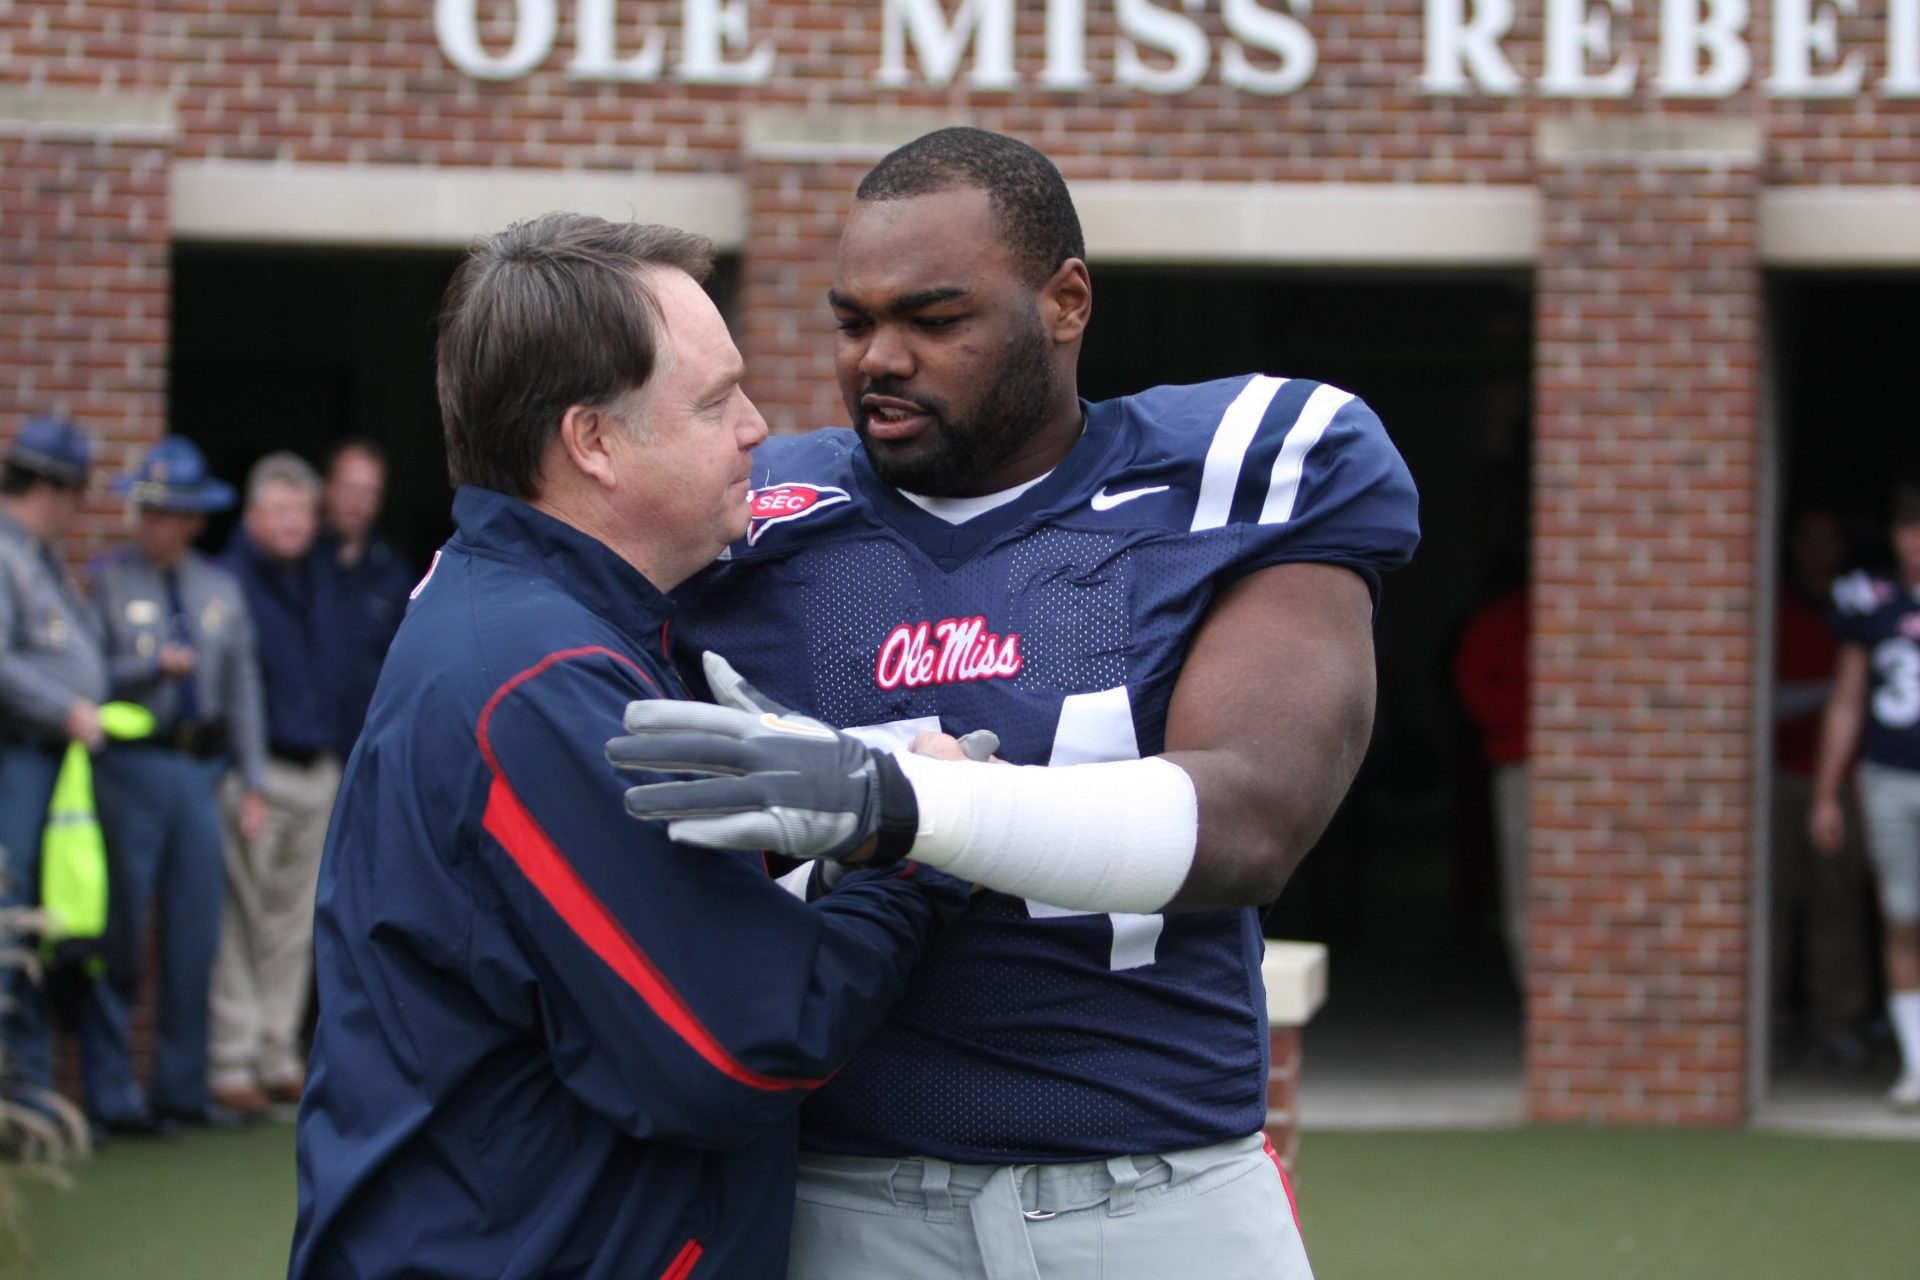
(288, 214, 969, 1280)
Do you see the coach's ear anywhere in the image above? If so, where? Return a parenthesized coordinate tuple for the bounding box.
(554, 402, 623, 491)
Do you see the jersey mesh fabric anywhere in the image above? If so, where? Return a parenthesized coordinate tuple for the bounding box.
(674, 375, 1419, 1162)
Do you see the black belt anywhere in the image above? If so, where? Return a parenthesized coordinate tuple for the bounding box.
(270, 744, 327, 767)
(163, 721, 229, 759)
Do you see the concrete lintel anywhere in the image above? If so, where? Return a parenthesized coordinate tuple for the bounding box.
(742, 107, 973, 162)
(169, 162, 745, 249)
(1760, 187, 1920, 266)
(1536, 116, 1762, 164)
(1263, 940, 1329, 1027)
(1075, 182, 1539, 266)
(0, 87, 176, 140)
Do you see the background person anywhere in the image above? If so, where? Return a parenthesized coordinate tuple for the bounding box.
(318, 438, 412, 754)
(1771, 508, 1872, 1068)
(290, 213, 969, 1279)
(1454, 582, 1530, 987)
(211, 452, 339, 1118)
(0, 415, 143, 1129)
(1811, 485, 1920, 1109)
(87, 436, 269, 1132)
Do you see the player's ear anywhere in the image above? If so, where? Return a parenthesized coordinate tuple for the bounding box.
(1039, 258, 1091, 346)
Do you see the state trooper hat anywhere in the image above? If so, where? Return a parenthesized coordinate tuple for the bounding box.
(112, 436, 237, 513)
(5, 415, 92, 487)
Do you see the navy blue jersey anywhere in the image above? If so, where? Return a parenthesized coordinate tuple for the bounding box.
(673, 376, 1420, 1163)
(1832, 569, 1920, 771)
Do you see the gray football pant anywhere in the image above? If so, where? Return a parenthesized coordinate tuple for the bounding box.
(788, 1132, 1314, 1280)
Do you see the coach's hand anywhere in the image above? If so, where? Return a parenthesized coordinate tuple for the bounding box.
(607, 652, 920, 864)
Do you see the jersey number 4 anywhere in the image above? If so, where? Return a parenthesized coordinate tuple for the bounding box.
(1024, 686, 1164, 972)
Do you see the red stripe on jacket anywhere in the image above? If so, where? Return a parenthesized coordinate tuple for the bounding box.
(477, 645, 824, 1094)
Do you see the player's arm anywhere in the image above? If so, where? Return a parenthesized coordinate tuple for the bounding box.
(478, 653, 968, 1147)
(1157, 560, 1375, 909)
(1808, 641, 1868, 854)
(611, 560, 1374, 917)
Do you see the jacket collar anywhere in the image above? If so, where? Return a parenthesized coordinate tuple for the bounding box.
(450, 486, 673, 642)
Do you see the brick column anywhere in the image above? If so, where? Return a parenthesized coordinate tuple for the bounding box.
(1529, 120, 1762, 1125)
(0, 94, 173, 564)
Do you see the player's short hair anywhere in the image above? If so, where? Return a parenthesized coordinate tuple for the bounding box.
(1891, 484, 1920, 530)
(856, 127, 1084, 289)
(436, 212, 714, 499)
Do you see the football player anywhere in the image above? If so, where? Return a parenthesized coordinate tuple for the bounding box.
(611, 128, 1420, 1278)
(1811, 485, 1920, 1110)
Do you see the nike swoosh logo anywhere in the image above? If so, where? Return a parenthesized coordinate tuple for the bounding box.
(1090, 484, 1170, 512)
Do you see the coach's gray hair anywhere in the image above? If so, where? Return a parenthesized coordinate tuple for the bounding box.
(246, 451, 322, 508)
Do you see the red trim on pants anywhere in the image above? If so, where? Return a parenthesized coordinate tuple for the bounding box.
(1264, 1133, 1304, 1237)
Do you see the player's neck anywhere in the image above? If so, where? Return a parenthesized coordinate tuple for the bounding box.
(957, 405, 1085, 498)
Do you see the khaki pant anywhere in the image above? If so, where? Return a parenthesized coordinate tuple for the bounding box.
(210, 753, 340, 1093)
(1770, 770, 1872, 1035)
(788, 1133, 1313, 1280)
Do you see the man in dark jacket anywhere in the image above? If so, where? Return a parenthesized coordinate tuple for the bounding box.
(317, 438, 412, 754)
(288, 213, 969, 1279)
(213, 451, 338, 1119)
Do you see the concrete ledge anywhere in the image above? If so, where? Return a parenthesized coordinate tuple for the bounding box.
(1262, 940, 1328, 1027)
(169, 161, 745, 249)
(1536, 116, 1762, 164)
(743, 107, 973, 162)
(1074, 182, 1539, 266)
(0, 87, 176, 140)
(1760, 187, 1920, 266)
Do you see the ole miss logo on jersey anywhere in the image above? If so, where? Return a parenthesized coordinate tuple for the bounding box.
(747, 483, 850, 545)
(875, 616, 1024, 690)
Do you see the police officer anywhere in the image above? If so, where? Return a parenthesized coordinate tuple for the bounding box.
(88, 437, 269, 1130)
(0, 414, 149, 1129)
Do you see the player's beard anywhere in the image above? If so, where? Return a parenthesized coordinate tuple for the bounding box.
(851, 304, 1056, 498)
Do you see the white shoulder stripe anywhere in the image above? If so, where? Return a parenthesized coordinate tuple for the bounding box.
(1259, 384, 1354, 525)
(1189, 375, 1287, 532)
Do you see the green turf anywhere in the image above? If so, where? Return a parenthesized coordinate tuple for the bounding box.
(1294, 1129, 1920, 1280)
(7, 1124, 1920, 1278)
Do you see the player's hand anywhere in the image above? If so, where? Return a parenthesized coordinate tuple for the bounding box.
(1809, 795, 1846, 856)
(606, 652, 919, 863)
(911, 729, 1001, 763)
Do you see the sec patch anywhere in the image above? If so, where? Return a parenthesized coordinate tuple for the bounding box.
(747, 483, 851, 545)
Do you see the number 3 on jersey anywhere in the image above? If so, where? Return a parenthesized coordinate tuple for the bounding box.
(1023, 686, 1164, 972)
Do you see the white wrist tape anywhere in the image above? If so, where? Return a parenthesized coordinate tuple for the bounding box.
(889, 751, 1198, 913)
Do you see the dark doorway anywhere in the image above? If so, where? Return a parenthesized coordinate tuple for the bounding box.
(1763, 272, 1920, 1128)
(1083, 267, 1534, 1121)
(170, 245, 465, 575)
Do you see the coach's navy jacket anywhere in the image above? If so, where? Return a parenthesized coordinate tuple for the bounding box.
(289, 487, 968, 1280)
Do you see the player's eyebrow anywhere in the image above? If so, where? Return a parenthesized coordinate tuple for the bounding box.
(827, 286, 969, 316)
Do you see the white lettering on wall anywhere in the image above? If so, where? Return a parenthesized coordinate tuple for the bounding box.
(1116, 0, 1212, 95)
(1886, 0, 1920, 94)
(679, 0, 776, 82)
(1420, 0, 1523, 95)
(1767, 0, 1864, 96)
(571, 0, 665, 80)
(426, 0, 1916, 100)
(1656, 0, 1751, 95)
(1221, 0, 1317, 95)
(1540, 0, 1635, 96)
(1042, 0, 1094, 88)
(879, 0, 1018, 89)
(436, 0, 557, 80)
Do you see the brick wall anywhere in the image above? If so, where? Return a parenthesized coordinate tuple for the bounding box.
(9, 0, 1919, 1125)
(1531, 144, 1761, 1124)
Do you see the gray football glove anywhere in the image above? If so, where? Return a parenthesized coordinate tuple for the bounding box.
(608, 652, 920, 863)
